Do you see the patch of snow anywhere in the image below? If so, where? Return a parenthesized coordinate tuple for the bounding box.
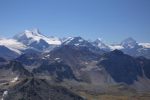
(139, 43, 150, 48)
(1, 90, 8, 100)
(42, 57, 45, 59)
(55, 58, 60, 60)
(63, 37, 74, 44)
(85, 62, 88, 64)
(97, 43, 109, 49)
(45, 54, 50, 58)
(74, 44, 79, 46)
(11, 76, 19, 83)
(126, 44, 135, 48)
(78, 39, 83, 42)
(3, 91, 8, 96)
(109, 45, 124, 50)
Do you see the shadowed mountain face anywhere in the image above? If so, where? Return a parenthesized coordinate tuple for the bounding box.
(44, 45, 102, 81)
(15, 45, 150, 85)
(4, 61, 33, 77)
(0, 61, 32, 74)
(0, 45, 19, 59)
(0, 60, 32, 90)
(0, 57, 6, 62)
(48, 45, 100, 68)
(0, 48, 150, 100)
(16, 52, 42, 66)
(29, 39, 50, 51)
(4, 78, 84, 100)
(136, 57, 150, 79)
(33, 61, 77, 81)
(98, 50, 143, 84)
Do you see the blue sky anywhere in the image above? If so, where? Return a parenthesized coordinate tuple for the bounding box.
(0, 0, 150, 43)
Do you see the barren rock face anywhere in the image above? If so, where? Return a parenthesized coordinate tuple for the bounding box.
(3, 78, 84, 100)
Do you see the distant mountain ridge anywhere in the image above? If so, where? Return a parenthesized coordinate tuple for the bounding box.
(14, 29, 61, 51)
(0, 29, 150, 59)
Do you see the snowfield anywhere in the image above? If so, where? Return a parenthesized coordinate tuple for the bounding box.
(14, 29, 61, 45)
(0, 38, 27, 54)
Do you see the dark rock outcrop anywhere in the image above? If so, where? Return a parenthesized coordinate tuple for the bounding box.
(4, 78, 84, 100)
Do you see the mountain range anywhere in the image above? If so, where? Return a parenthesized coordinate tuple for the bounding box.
(0, 29, 150, 100)
(0, 29, 150, 59)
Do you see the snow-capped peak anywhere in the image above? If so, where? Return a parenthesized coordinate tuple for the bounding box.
(62, 36, 89, 46)
(14, 29, 61, 45)
(93, 38, 109, 50)
(121, 37, 138, 48)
